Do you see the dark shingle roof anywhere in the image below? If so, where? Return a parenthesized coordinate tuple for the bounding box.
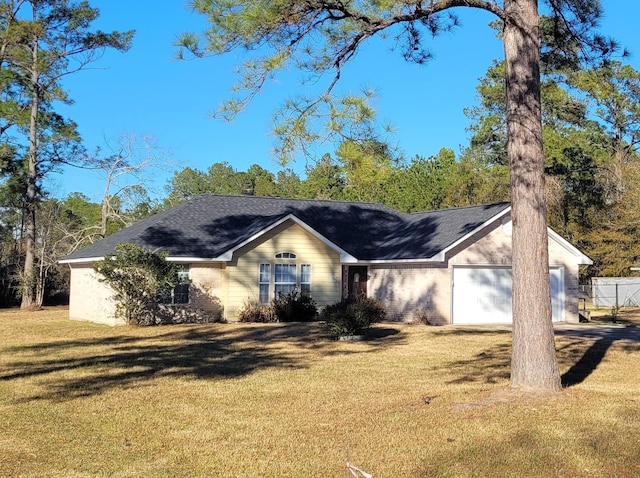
(62, 195, 510, 262)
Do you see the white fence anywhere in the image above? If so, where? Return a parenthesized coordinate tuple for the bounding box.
(591, 278, 640, 308)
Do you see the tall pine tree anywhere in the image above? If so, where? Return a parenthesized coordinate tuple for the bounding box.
(0, 1, 132, 307)
(180, 0, 616, 391)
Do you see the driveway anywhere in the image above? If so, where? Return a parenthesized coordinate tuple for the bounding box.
(554, 321, 640, 342)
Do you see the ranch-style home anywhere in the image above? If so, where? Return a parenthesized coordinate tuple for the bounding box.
(60, 194, 592, 326)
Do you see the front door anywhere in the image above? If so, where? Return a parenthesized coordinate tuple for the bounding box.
(347, 266, 368, 299)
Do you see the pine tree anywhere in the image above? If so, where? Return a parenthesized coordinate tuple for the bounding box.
(179, 0, 616, 391)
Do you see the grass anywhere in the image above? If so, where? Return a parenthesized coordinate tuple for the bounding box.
(1, 307, 640, 477)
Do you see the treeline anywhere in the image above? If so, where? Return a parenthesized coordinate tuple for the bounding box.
(165, 148, 509, 211)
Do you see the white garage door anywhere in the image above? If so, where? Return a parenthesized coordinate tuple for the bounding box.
(452, 267, 564, 324)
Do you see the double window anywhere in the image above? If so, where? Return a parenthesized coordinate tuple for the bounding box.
(259, 252, 311, 303)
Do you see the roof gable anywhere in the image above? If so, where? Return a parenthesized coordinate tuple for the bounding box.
(215, 213, 358, 263)
(60, 195, 512, 263)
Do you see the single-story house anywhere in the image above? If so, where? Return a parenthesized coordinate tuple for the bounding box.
(60, 194, 592, 326)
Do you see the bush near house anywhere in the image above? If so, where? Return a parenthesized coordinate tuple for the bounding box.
(320, 296, 386, 338)
(94, 244, 179, 325)
(237, 300, 277, 323)
(272, 289, 317, 322)
(238, 290, 318, 323)
(94, 244, 227, 326)
(156, 302, 226, 324)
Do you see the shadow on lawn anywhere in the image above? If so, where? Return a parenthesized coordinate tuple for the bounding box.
(556, 323, 640, 387)
(0, 323, 403, 402)
(432, 323, 640, 388)
(429, 328, 513, 385)
(445, 344, 512, 385)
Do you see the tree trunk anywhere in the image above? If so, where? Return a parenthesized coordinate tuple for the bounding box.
(20, 25, 40, 309)
(36, 234, 47, 307)
(21, 191, 36, 308)
(504, 0, 561, 391)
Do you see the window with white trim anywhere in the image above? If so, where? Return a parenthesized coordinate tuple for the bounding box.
(258, 254, 313, 302)
(275, 263, 297, 296)
(259, 263, 271, 304)
(300, 264, 311, 292)
(275, 252, 296, 259)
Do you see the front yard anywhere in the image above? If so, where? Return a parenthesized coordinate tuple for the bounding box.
(1, 307, 640, 477)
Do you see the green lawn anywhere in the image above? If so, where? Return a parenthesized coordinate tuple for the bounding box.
(1, 307, 640, 477)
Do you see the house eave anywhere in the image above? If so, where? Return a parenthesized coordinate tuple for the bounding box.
(351, 255, 446, 265)
(58, 256, 105, 265)
(166, 257, 225, 263)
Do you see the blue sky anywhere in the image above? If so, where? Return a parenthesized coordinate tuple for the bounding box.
(53, 2, 640, 202)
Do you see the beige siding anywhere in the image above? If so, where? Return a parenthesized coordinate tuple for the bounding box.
(225, 221, 342, 320)
(449, 220, 512, 266)
(68, 263, 225, 326)
(369, 264, 449, 324)
(189, 263, 225, 313)
(68, 264, 121, 326)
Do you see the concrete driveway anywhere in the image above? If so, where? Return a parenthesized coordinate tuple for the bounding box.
(554, 321, 640, 342)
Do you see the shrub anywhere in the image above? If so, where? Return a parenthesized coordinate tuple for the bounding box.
(413, 308, 442, 326)
(157, 300, 225, 324)
(237, 300, 277, 323)
(320, 296, 386, 338)
(94, 244, 179, 325)
(272, 289, 317, 322)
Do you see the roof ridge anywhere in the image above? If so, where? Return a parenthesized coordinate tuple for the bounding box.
(195, 193, 400, 209)
(174, 194, 508, 217)
(406, 201, 510, 216)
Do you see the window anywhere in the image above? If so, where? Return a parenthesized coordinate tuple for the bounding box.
(174, 265, 190, 304)
(259, 264, 271, 304)
(300, 264, 311, 293)
(258, 257, 312, 302)
(275, 252, 296, 259)
(160, 264, 190, 305)
(275, 263, 297, 296)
